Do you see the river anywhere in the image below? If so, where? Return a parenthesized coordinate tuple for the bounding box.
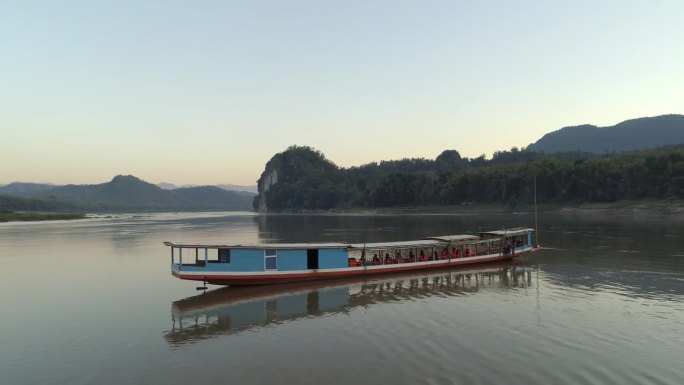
(0, 211, 682, 385)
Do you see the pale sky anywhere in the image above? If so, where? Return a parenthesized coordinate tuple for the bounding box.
(2, 1, 683, 186)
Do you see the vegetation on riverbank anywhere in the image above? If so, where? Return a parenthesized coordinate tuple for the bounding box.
(0, 210, 85, 222)
(1, 200, 680, 223)
(262, 199, 684, 215)
(256, 145, 684, 211)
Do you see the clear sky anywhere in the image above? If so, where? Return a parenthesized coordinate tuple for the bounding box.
(2, 1, 683, 186)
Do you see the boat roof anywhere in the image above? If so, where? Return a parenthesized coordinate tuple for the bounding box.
(349, 239, 443, 249)
(163, 241, 348, 249)
(163, 231, 523, 250)
(424, 235, 480, 242)
(480, 228, 534, 236)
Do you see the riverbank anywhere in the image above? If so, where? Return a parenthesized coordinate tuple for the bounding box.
(0, 211, 86, 222)
(265, 199, 684, 215)
(2, 199, 681, 222)
(556, 199, 684, 214)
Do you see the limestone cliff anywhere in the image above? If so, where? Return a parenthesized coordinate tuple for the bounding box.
(255, 146, 339, 212)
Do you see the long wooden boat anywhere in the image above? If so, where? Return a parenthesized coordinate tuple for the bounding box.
(163, 227, 537, 285)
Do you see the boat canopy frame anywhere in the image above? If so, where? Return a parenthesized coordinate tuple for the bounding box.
(164, 228, 534, 253)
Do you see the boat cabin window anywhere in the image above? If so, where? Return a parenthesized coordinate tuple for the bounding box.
(265, 249, 277, 270)
(218, 248, 230, 263)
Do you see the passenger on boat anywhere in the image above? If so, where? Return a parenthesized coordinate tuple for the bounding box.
(441, 248, 448, 259)
(465, 247, 472, 257)
(395, 250, 402, 263)
(372, 254, 380, 265)
(419, 250, 427, 262)
(384, 252, 391, 264)
(451, 247, 460, 258)
(409, 251, 416, 262)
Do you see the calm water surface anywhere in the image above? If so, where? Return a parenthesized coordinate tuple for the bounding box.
(0, 212, 682, 385)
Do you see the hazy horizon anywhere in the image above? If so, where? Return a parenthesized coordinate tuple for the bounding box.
(3, 1, 683, 185)
(0, 177, 258, 188)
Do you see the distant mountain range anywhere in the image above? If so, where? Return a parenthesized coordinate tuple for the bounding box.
(157, 182, 257, 193)
(0, 182, 58, 195)
(0, 175, 255, 212)
(527, 114, 684, 153)
(0, 181, 257, 195)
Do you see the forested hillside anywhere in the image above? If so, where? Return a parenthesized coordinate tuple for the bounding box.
(255, 145, 684, 211)
(527, 114, 684, 153)
(0, 183, 56, 195)
(0, 195, 81, 212)
(1, 175, 255, 212)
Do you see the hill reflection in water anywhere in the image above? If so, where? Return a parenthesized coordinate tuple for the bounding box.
(165, 262, 535, 347)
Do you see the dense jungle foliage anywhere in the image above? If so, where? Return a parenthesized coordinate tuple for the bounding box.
(255, 145, 684, 210)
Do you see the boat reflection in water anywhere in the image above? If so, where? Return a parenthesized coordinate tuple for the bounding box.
(165, 262, 536, 347)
